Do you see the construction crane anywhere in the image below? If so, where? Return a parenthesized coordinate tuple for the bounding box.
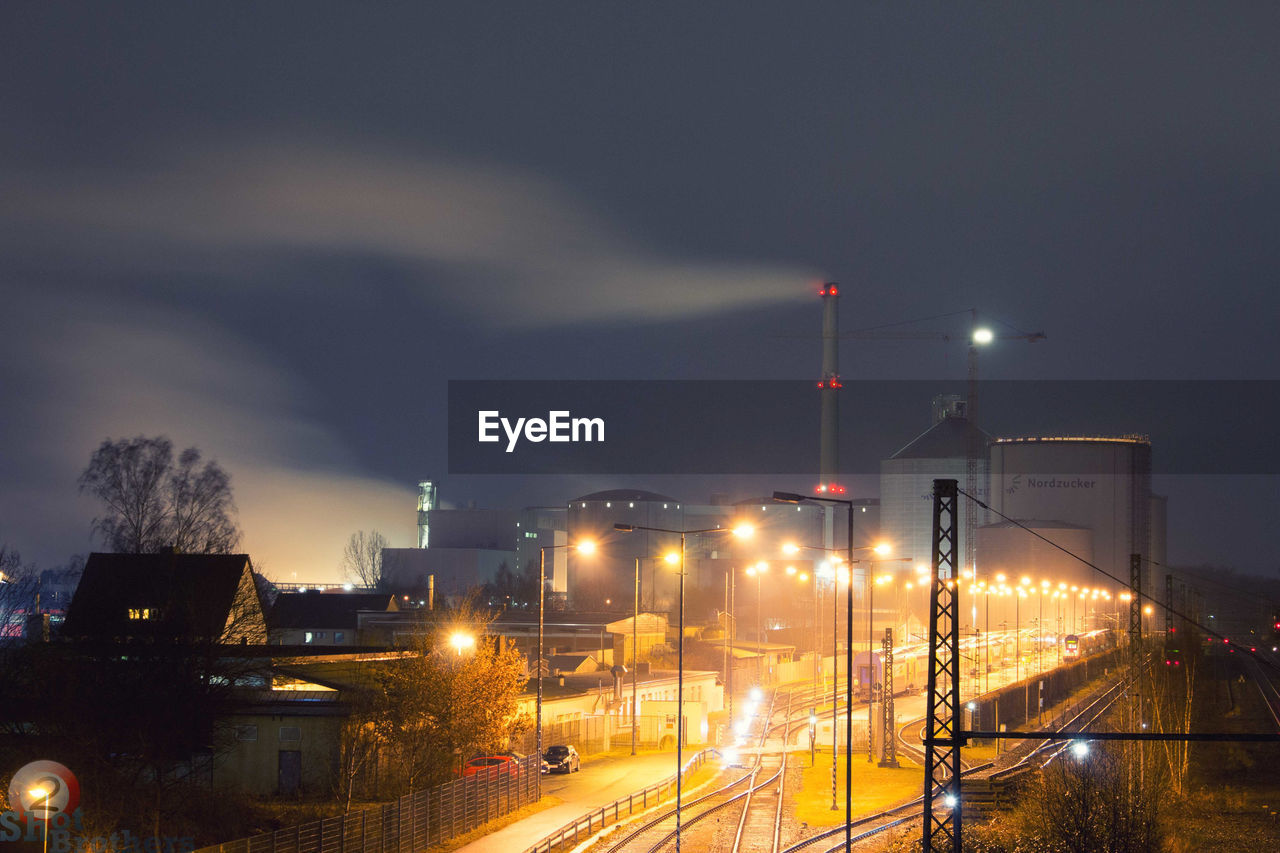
(842, 309, 1046, 578)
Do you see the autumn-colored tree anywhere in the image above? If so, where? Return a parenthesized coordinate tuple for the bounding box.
(365, 604, 530, 792)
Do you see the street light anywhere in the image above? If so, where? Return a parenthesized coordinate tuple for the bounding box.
(782, 542, 850, 811)
(28, 786, 50, 853)
(613, 520, 753, 853)
(773, 489, 885, 853)
(449, 631, 475, 656)
(745, 561, 769, 683)
(538, 540, 596, 766)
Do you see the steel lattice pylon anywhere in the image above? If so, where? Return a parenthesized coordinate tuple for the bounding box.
(879, 627, 898, 767)
(923, 479, 961, 853)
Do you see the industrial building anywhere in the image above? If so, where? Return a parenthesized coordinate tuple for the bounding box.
(987, 435, 1162, 601)
(880, 396, 990, 578)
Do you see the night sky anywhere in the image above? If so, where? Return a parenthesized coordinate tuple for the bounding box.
(2, 4, 1277, 582)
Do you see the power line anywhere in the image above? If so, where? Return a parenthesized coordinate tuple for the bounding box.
(957, 487, 1280, 674)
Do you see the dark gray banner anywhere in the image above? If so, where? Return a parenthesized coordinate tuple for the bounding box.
(446, 380, 1280, 475)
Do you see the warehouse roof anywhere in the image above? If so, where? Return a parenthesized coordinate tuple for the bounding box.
(574, 489, 679, 503)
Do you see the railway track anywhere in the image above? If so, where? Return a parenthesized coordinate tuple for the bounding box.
(777, 673, 1133, 852)
(596, 685, 817, 853)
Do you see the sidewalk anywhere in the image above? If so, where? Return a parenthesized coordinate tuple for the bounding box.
(452, 751, 681, 853)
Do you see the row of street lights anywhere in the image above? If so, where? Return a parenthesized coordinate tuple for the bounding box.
(538, 516, 892, 853)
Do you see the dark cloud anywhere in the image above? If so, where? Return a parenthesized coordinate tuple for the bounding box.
(2, 4, 1278, 578)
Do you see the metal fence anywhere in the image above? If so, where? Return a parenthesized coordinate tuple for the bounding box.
(195, 757, 540, 853)
(522, 748, 715, 853)
(514, 714, 680, 755)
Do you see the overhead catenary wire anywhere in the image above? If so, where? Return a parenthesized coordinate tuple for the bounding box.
(956, 486, 1280, 677)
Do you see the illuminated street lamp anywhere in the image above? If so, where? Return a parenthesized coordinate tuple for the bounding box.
(772, 489, 887, 853)
(745, 560, 769, 683)
(781, 541, 852, 811)
(614, 521, 753, 853)
(449, 631, 475, 656)
(538, 540, 596, 765)
(28, 786, 50, 853)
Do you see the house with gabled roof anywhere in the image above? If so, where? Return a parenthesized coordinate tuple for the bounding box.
(62, 551, 267, 644)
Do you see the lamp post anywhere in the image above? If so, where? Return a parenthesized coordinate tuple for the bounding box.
(773, 490, 888, 853)
(745, 561, 768, 683)
(781, 542, 846, 811)
(614, 521, 753, 853)
(1039, 580, 1049, 675)
(782, 543, 823, 702)
(28, 786, 50, 853)
(538, 541, 596, 766)
(634, 556, 640, 755)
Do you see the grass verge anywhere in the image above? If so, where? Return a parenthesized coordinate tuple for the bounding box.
(791, 751, 923, 828)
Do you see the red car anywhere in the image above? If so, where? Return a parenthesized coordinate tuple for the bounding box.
(463, 755, 520, 778)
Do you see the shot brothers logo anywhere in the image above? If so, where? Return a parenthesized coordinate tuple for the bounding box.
(8, 760, 80, 823)
(3, 760, 81, 843)
(3, 760, 194, 853)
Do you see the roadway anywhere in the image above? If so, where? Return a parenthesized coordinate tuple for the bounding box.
(453, 750, 684, 853)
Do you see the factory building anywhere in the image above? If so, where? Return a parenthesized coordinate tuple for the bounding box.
(880, 397, 990, 575)
(566, 490, 843, 615)
(568, 489, 687, 612)
(515, 505, 569, 592)
(987, 435, 1158, 601)
(976, 520, 1095, 583)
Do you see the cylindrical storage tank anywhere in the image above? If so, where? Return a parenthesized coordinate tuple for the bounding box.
(977, 520, 1095, 586)
(988, 436, 1152, 601)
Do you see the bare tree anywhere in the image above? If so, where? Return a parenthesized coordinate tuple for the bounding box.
(166, 446, 240, 554)
(342, 529, 389, 589)
(79, 436, 241, 554)
(0, 545, 37, 642)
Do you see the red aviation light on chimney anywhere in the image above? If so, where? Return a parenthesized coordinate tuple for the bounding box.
(819, 282, 839, 297)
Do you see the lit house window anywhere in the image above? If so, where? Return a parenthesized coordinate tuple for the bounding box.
(128, 608, 159, 620)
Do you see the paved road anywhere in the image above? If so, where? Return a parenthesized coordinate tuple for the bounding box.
(453, 750, 682, 853)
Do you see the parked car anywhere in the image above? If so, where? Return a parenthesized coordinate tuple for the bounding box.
(463, 755, 519, 778)
(541, 744, 580, 774)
